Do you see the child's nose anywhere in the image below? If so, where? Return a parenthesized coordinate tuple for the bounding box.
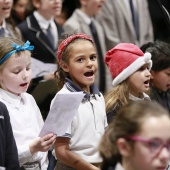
(159, 147, 170, 162)
(4, 0, 10, 3)
(146, 69, 151, 76)
(22, 70, 29, 80)
(54, 0, 61, 3)
(87, 59, 93, 67)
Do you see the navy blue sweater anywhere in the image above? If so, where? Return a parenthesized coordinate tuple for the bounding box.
(0, 101, 19, 169)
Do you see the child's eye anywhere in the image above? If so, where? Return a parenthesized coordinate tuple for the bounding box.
(148, 141, 161, 150)
(138, 66, 149, 71)
(138, 67, 144, 71)
(166, 72, 170, 76)
(13, 70, 20, 74)
(26, 67, 31, 71)
(77, 58, 83, 63)
(90, 55, 97, 61)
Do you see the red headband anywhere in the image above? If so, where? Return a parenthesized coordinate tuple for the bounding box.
(57, 33, 94, 62)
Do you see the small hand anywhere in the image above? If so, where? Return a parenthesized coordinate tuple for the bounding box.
(30, 133, 57, 155)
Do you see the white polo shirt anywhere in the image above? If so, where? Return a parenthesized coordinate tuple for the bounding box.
(0, 88, 48, 169)
(52, 79, 108, 163)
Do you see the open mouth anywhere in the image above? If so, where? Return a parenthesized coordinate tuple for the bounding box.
(2, 7, 10, 10)
(84, 71, 94, 77)
(20, 83, 27, 87)
(144, 80, 150, 85)
(167, 84, 170, 88)
(157, 166, 167, 170)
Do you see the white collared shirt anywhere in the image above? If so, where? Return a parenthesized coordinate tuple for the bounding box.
(33, 11, 58, 48)
(0, 89, 48, 169)
(0, 20, 10, 37)
(123, 0, 137, 17)
(53, 85, 108, 163)
(129, 93, 151, 101)
(115, 163, 125, 170)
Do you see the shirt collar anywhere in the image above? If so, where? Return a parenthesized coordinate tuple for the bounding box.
(0, 20, 9, 36)
(0, 19, 6, 29)
(129, 93, 150, 101)
(65, 78, 100, 100)
(0, 88, 25, 107)
(33, 11, 54, 30)
(115, 163, 125, 170)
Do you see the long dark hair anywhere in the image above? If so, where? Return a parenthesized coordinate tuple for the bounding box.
(141, 40, 170, 71)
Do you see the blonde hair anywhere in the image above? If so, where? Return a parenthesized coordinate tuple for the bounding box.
(105, 80, 130, 113)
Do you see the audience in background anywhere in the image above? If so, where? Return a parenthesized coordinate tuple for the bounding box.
(11, 0, 29, 26)
(147, 0, 170, 43)
(0, 0, 21, 39)
(96, 0, 154, 50)
(55, 0, 77, 26)
(18, 0, 63, 119)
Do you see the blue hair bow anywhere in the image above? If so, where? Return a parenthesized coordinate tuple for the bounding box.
(0, 41, 34, 65)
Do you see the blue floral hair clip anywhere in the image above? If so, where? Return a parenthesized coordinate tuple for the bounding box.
(0, 41, 34, 65)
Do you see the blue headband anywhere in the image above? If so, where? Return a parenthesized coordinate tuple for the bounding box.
(0, 41, 34, 65)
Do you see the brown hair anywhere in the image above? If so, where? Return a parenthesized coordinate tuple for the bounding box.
(0, 37, 31, 70)
(55, 35, 94, 90)
(99, 100, 169, 168)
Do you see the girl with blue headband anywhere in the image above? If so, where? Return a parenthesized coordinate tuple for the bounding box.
(0, 37, 56, 169)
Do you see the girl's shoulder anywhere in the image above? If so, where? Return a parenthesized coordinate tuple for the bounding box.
(21, 92, 34, 100)
(50, 86, 71, 105)
(94, 92, 105, 102)
(21, 92, 38, 106)
(57, 85, 71, 94)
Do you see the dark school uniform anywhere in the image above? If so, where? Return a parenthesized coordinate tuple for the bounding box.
(150, 86, 170, 113)
(0, 101, 19, 169)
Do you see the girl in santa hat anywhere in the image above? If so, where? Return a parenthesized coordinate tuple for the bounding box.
(105, 43, 152, 124)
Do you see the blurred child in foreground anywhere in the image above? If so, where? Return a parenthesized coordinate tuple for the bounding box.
(100, 100, 170, 170)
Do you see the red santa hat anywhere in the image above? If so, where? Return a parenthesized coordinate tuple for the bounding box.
(105, 43, 152, 87)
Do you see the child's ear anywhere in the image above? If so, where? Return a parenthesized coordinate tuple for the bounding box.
(60, 62, 69, 72)
(150, 70, 154, 79)
(117, 138, 132, 157)
(32, 0, 41, 9)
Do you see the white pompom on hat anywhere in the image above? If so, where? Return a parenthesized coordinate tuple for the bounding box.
(105, 43, 152, 87)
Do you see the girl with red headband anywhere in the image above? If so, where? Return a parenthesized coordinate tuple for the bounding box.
(53, 33, 108, 170)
